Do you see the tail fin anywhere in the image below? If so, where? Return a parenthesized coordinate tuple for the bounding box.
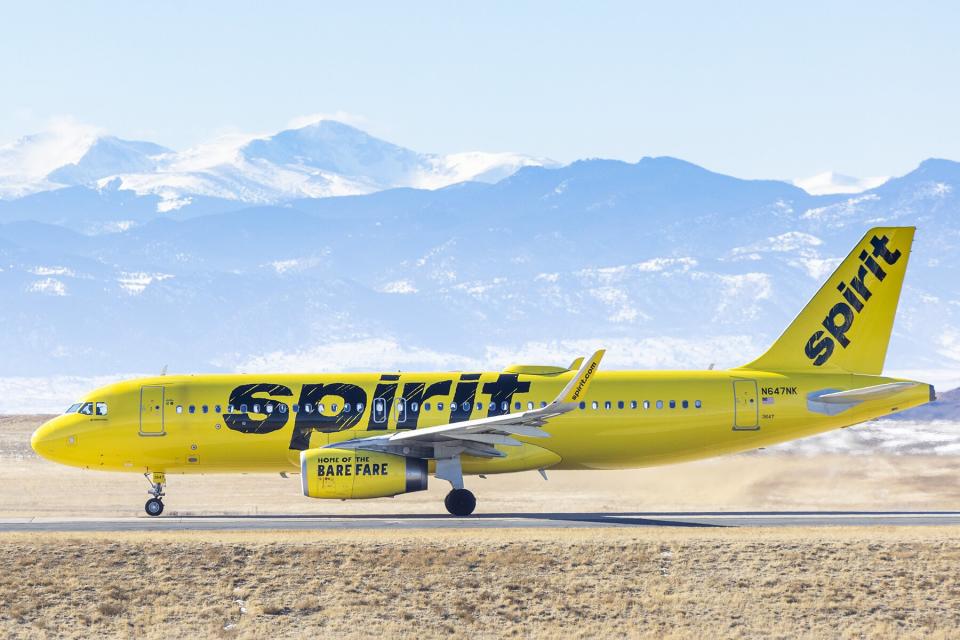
(742, 227, 914, 375)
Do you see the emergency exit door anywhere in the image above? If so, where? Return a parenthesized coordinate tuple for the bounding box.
(732, 380, 759, 430)
(140, 385, 166, 435)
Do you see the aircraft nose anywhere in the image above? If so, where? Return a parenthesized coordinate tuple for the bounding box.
(31, 416, 67, 462)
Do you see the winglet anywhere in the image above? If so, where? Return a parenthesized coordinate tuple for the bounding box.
(557, 350, 605, 404)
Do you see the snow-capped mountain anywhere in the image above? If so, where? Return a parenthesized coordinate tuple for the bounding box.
(48, 137, 170, 186)
(0, 121, 103, 198)
(793, 170, 889, 195)
(0, 120, 552, 210)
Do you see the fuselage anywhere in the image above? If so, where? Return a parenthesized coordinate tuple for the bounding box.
(31, 367, 934, 476)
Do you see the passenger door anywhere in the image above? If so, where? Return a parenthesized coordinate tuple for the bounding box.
(140, 385, 166, 436)
(732, 380, 759, 430)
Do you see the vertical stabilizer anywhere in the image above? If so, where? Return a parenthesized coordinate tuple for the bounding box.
(742, 227, 914, 374)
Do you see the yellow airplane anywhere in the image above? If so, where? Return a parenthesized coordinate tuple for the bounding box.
(31, 226, 934, 516)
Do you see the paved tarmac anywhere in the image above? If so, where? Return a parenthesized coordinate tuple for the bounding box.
(2, 511, 960, 532)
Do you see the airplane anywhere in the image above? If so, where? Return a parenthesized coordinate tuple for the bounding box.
(31, 226, 935, 517)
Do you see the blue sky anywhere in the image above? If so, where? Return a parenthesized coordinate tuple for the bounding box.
(1, 1, 957, 179)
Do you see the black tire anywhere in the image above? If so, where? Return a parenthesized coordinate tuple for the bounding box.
(145, 498, 164, 517)
(444, 489, 476, 516)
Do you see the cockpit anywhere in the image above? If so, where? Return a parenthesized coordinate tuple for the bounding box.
(64, 402, 108, 416)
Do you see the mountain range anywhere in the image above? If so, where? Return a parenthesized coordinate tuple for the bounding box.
(0, 120, 958, 415)
(0, 120, 550, 212)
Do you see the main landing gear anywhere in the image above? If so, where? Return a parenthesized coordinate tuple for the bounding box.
(436, 455, 476, 516)
(444, 488, 476, 517)
(144, 471, 166, 517)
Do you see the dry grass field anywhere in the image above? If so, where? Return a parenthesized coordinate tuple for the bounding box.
(2, 528, 960, 639)
(3, 415, 960, 516)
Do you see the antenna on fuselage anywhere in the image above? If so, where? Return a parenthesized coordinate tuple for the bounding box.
(708, 363, 715, 370)
(160, 364, 168, 376)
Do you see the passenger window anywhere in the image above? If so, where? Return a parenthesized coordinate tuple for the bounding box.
(292, 404, 299, 413)
(177, 405, 184, 414)
(540, 401, 547, 408)
(279, 404, 287, 414)
(266, 403, 274, 414)
(655, 401, 663, 409)
(411, 402, 419, 413)
(643, 400, 650, 409)
(437, 402, 444, 411)
(489, 402, 496, 411)
(331, 403, 338, 413)
(476, 402, 483, 411)
(227, 404, 235, 413)
(682, 400, 689, 409)
(95, 402, 108, 416)
(188, 405, 196, 414)
(252, 403, 260, 413)
(591, 401, 599, 410)
(695, 400, 702, 409)
(78, 402, 94, 415)
(630, 400, 637, 409)
(603, 401, 611, 410)
(501, 401, 508, 412)
(617, 401, 624, 409)
(669, 400, 676, 409)
(424, 403, 431, 411)
(344, 403, 351, 413)
(240, 404, 248, 413)
(579, 401, 586, 410)
(514, 401, 521, 410)
(215, 405, 221, 414)
(201, 405, 209, 414)
(318, 403, 326, 413)
(357, 402, 365, 413)
(528, 401, 534, 410)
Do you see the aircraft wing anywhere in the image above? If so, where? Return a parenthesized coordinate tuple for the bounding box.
(328, 350, 605, 459)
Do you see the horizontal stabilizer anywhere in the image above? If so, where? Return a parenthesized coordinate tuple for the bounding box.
(815, 382, 920, 405)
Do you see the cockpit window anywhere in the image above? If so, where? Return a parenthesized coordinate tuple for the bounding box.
(65, 403, 81, 414)
(95, 402, 108, 416)
(78, 402, 94, 415)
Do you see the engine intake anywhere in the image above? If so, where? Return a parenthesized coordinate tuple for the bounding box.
(300, 448, 428, 499)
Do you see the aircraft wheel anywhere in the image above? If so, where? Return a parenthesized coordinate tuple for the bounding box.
(444, 489, 476, 516)
(145, 498, 164, 517)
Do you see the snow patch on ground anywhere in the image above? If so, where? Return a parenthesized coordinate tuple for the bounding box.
(117, 272, 173, 295)
(378, 280, 418, 294)
(29, 266, 75, 277)
(793, 171, 889, 195)
(27, 278, 67, 296)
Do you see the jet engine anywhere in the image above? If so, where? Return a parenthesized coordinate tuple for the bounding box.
(300, 448, 428, 499)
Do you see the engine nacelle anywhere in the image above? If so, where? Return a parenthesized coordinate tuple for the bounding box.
(300, 448, 428, 499)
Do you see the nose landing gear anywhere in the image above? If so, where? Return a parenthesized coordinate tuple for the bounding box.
(144, 471, 166, 517)
(145, 497, 164, 516)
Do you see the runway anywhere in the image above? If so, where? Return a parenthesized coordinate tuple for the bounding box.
(2, 511, 960, 532)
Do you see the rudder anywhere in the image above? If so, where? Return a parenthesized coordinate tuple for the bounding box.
(742, 226, 915, 375)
